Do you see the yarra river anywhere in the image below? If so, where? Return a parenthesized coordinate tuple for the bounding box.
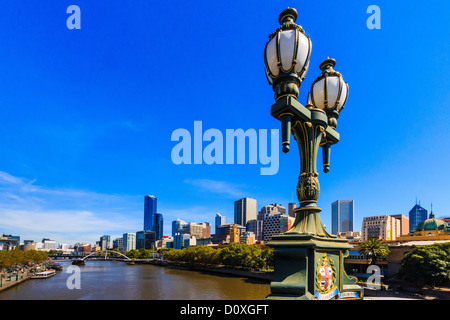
(0, 260, 271, 300)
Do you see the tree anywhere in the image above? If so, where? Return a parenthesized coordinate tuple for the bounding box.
(398, 243, 450, 287)
(359, 238, 390, 265)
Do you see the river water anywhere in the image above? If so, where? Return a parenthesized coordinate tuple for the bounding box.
(0, 260, 271, 300)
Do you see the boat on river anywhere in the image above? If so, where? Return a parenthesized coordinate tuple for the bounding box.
(31, 270, 56, 279)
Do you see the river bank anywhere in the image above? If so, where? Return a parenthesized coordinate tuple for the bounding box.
(132, 259, 274, 282)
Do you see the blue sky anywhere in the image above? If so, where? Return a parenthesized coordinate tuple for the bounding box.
(0, 1, 449, 246)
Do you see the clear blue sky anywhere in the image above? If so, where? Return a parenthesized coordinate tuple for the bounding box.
(0, 0, 449, 246)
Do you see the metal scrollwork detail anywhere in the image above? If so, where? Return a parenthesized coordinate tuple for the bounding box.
(297, 172, 320, 202)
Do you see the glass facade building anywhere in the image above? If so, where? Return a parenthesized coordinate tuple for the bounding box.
(136, 231, 156, 250)
(331, 200, 354, 235)
(408, 204, 428, 232)
(153, 213, 163, 240)
(144, 195, 157, 231)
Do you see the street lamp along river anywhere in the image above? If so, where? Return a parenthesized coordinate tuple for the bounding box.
(263, 8, 363, 300)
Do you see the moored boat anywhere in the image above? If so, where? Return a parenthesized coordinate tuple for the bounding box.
(31, 270, 56, 279)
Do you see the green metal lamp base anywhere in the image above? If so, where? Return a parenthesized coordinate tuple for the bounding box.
(266, 209, 364, 300)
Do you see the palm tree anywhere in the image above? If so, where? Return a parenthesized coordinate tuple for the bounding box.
(359, 238, 390, 265)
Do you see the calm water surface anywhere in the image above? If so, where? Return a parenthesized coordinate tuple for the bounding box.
(0, 261, 270, 300)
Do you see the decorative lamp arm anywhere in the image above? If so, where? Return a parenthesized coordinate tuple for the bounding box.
(322, 143, 331, 173)
(280, 113, 292, 154)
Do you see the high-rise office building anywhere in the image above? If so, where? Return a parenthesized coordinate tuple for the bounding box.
(215, 213, 226, 233)
(234, 197, 257, 226)
(144, 195, 157, 231)
(153, 213, 164, 240)
(331, 200, 354, 235)
(409, 203, 428, 232)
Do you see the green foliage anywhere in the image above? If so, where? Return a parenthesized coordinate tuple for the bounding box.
(163, 243, 274, 271)
(0, 249, 48, 269)
(398, 243, 450, 286)
(359, 238, 390, 264)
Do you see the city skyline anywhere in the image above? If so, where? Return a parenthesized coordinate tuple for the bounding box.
(1, 1, 449, 246)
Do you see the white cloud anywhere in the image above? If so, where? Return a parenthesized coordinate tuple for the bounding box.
(0, 171, 142, 245)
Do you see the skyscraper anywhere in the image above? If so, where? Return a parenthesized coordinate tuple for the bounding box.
(234, 197, 257, 226)
(153, 213, 164, 240)
(408, 203, 428, 232)
(144, 195, 157, 231)
(331, 200, 354, 235)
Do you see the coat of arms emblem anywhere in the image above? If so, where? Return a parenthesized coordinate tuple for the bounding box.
(315, 253, 338, 299)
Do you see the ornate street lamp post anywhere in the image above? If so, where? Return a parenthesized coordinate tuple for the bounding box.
(264, 8, 363, 300)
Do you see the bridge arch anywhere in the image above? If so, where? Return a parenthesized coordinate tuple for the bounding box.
(81, 250, 131, 261)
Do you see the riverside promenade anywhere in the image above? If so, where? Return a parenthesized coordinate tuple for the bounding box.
(0, 270, 32, 293)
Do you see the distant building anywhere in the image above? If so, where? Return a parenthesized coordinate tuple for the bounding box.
(338, 231, 362, 242)
(153, 213, 164, 240)
(215, 224, 246, 243)
(215, 213, 226, 233)
(361, 215, 400, 241)
(240, 231, 256, 245)
(398, 209, 450, 241)
(172, 219, 187, 237)
(288, 203, 297, 218)
(390, 214, 409, 235)
(144, 195, 157, 232)
(408, 204, 428, 232)
(42, 238, 56, 250)
(113, 237, 123, 252)
(0, 234, 20, 251)
(247, 219, 264, 241)
(331, 200, 354, 235)
(136, 230, 156, 250)
(234, 197, 257, 226)
(122, 233, 136, 253)
(174, 233, 196, 249)
(262, 211, 294, 243)
(100, 235, 110, 250)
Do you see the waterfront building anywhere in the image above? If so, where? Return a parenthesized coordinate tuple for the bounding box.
(59, 243, 69, 250)
(122, 233, 136, 253)
(172, 219, 188, 237)
(100, 235, 110, 250)
(144, 195, 157, 231)
(215, 213, 226, 233)
(153, 213, 164, 240)
(215, 223, 246, 243)
(408, 203, 428, 232)
(136, 230, 156, 250)
(174, 233, 196, 249)
(74, 243, 91, 253)
(113, 237, 123, 252)
(0, 234, 20, 251)
(331, 200, 354, 235)
(361, 215, 401, 241)
(234, 197, 257, 226)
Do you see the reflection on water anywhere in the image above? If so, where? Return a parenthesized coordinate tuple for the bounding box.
(0, 261, 270, 300)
